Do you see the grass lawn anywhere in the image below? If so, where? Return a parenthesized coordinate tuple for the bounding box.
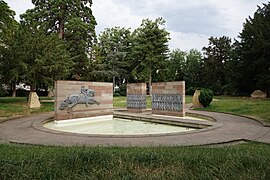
(0, 96, 270, 179)
(200, 96, 270, 123)
(0, 142, 269, 179)
(0, 97, 53, 120)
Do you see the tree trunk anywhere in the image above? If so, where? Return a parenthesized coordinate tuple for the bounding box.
(47, 87, 54, 98)
(30, 84, 36, 92)
(113, 76, 115, 93)
(149, 70, 152, 96)
(11, 82, 16, 97)
(58, 17, 64, 39)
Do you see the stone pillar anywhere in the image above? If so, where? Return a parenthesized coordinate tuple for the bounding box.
(28, 92, 41, 108)
(152, 81, 185, 117)
(192, 90, 203, 108)
(54, 80, 113, 121)
(127, 83, 146, 113)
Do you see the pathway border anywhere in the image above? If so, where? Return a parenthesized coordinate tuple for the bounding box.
(0, 110, 269, 146)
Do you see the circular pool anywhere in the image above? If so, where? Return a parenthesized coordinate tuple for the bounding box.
(43, 115, 205, 135)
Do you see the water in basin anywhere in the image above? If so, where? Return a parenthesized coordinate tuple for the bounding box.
(43, 116, 197, 135)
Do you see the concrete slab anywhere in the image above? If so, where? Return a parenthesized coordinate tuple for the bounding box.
(0, 110, 269, 146)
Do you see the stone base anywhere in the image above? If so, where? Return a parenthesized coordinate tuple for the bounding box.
(251, 90, 267, 99)
(55, 110, 113, 121)
(28, 92, 41, 108)
(192, 90, 203, 108)
(152, 110, 184, 117)
(127, 108, 146, 113)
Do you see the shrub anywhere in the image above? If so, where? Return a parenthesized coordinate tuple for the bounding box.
(119, 84, 127, 96)
(113, 92, 121, 97)
(198, 88, 213, 107)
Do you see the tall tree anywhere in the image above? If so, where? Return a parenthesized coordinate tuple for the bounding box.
(167, 49, 187, 81)
(130, 18, 170, 94)
(0, 0, 19, 97)
(13, 25, 73, 92)
(184, 49, 203, 89)
(98, 27, 132, 91)
(0, 0, 17, 45)
(21, 0, 97, 80)
(235, 2, 270, 96)
(202, 36, 233, 94)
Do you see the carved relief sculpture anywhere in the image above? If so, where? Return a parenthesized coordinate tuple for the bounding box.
(59, 86, 100, 111)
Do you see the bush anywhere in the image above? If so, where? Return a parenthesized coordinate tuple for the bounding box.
(113, 92, 121, 97)
(198, 88, 213, 107)
(119, 84, 127, 96)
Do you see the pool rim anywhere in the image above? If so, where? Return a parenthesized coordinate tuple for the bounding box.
(33, 111, 222, 138)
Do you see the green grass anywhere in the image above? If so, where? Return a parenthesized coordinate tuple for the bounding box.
(0, 96, 269, 179)
(0, 142, 269, 179)
(0, 97, 53, 120)
(200, 96, 270, 123)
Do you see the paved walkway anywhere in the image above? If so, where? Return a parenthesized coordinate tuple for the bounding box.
(0, 110, 269, 146)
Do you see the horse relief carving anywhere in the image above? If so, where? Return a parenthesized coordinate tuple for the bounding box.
(58, 86, 100, 111)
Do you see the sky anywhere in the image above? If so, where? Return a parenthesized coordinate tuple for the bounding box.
(5, 0, 268, 51)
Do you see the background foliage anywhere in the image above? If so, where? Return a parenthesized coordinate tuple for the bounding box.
(0, 1, 269, 97)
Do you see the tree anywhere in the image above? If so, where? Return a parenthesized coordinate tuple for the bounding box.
(184, 49, 203, 89)
(13, 25, 73, 92)
(0, 0, 19, 97)
(202, 36, 233, 94)
(167, 49, 186, 81)
(21, 0, 97, 80)
(166, 49, 203, 93)
(130, 18, 170, 94)
(235, 2, 270, 96)
(98, 27, 132, 91)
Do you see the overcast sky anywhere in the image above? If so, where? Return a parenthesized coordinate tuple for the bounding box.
(5, 0, 267, 51)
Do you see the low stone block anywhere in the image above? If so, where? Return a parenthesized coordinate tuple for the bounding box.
(152, 81, 185, 117)
(54, 80, 113, 121)
(127, 83, 147, 112)
(28, 92, 41, 108)
(192, 90, 203, 108)
(251, 90, 267, 99)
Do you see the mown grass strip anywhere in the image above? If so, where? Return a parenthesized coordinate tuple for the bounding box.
(201, 96, 270, 123)
(0, 142, 269, 179)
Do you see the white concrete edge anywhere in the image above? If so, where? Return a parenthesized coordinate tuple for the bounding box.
(54, 115, 113, 127)
(152, 114, 207, 121)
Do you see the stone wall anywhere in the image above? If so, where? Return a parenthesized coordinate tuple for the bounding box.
(127, 83, 146, 112)
(152, 81, 185, 117)
(55, 80, 113, 120)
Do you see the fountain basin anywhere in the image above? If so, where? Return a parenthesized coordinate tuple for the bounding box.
(43, 112, 215, 136)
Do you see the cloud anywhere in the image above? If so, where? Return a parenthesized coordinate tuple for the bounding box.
(169, 31, 209, 51)
(5, 0, 268, 50)
(92, 0, 143, 33)
(5, 0, 34, 21)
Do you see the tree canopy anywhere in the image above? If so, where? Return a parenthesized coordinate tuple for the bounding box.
(21, 0, 97, 80)
(1, 0, 270, 98)
(202, 36, 233, 94)
(130, 18, 170, 88)
(98, 27, 132, 90)
(0, 0, 19, 96)
(235, 2, 270, 96)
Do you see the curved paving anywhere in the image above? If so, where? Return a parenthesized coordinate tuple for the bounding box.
(0, 110, 269, 146)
